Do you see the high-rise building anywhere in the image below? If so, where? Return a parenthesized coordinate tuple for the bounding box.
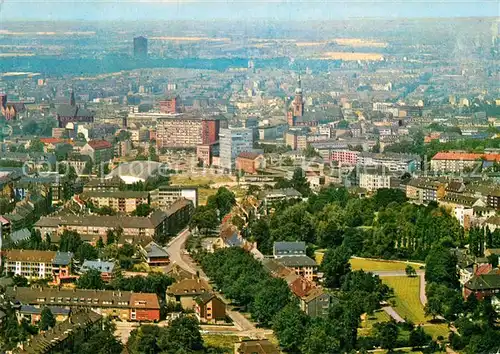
(156, 114, 223, 149)
(219, 127, 253, 171)
(133, 36, 148, 58)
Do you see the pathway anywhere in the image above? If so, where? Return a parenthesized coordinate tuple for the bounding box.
(382, 306, 405, 323)
(372, 270, 427, 306)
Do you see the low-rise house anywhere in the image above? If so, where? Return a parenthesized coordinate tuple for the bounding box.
(213, 224, 245, 250)
(234, 339, 280, 354)
(6, 286, 161, 322)
(8, 228, 31, 245)
(260, 188, 302, 211)
(3, 250, 73, 284)
(81, 260, 117, 282)
(166, 278, 211, 310)
(235, 152, 266, 174)
(194, 292, 226, 323)
(300, 287, 332, 317)
(463, 274, 500, 300)
(139, 241, 170, 267)
(80, 140, 114, 164)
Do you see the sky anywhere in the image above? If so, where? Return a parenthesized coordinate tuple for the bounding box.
(0, 0, 499, 21)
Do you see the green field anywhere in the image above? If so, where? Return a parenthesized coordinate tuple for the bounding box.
(351, 258, 424, 272)
(203, 334, 241, 352)
(381, 276, 449, 339)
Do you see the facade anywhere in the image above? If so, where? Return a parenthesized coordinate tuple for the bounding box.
(156, 114, 222, 149)
(80, 190, 149, 214)
(330, 149, 360, 165)
(285, 130, 307, 151)
(275, 255, 317, 282)
(235, 152, 266, 174)
(405, 178, 446, 203)
(219, 127, 253, 170)
(166, 278, 211, 310)
(431, 152, 500, 173)
(133, 36, 148, 58)
(56, 91, 94, 128)
(463, 274, 500, 300)
(150, 186, 198, 209)
(35, 210, 170, 244)
(358, 152, 420, 173)
(80, 140, 114, 164)
(194, 293, 226, 323)
(359, 168, 396, 192)
(234, 340, 280, 354)
(159, 97, 180, 114)
(6, 286, 160, 322)
(139, 241, 170, 266)
(300, 288, 332, 317)
(3, 250, 73, 283)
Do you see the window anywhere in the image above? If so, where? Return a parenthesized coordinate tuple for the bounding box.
(37, 298, 46, 303)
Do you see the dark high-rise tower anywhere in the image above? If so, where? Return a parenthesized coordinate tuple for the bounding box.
(133, 36, 148, 58)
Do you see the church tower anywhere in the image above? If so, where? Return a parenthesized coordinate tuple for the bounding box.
(69, 89, 76, 107)
(292, 75, 304, 117)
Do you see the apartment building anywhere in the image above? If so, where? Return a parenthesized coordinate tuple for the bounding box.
(5, 286, 160, 322)
(80, 190, 149, 214)
(219, 127, 253, 170)
(156, 114, 222, 149)
(330, 149, 360, 165)
(150, 186, 198, 209)
(430, 152, 500, 173)
(359, 167, 397, 192)
(358, 152, 420, 173)
(405, 178, 446, 203)
(3, 250, 73, 283)
(80, 140, 114, 164)
(285, 130, 307, 151)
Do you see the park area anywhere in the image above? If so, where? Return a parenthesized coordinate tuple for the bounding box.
(381, 276, 449, 340)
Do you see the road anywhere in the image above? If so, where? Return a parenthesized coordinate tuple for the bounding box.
(166, 228, 259, 334)
(382, 306, 405, 323)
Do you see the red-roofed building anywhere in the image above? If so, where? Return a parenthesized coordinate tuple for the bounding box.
(235, 152, 265, 174)
(129, 293, 161, 322)
(81, 140, 114, 164)
(431, 151, 500, 173)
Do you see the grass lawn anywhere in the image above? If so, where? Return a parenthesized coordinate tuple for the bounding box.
(170, 174, 233, 186)
(381, 276, 449, 340)
(351, 258, 424, 272)
(359, 310, 391, 336)
(203, 334, 242, 352)
(199, 188, 217, 205)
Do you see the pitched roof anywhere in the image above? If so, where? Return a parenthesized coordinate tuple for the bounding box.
(194, 292, 218, 306)
(236, 340, 280, 354)
(4, 250, 56, 263)
(166, 278, 210, 296)
(274, 241, 306, 255)
(87, 140, 113, 150)
(464, 274, 500, 291)
(432, 151, 500, 162)
(276, 255, 317, 267)
(237, 152, 262, 160)
(81, 260, 116, 273)
(288, 276, 315, 298)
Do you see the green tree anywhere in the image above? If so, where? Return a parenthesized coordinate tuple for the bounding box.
(374, 321, 399, 352)
(425, 246, 459, 289)
(250, 278, 291, 326)
(28, 138, 44, 152)
(160, 316, 204, 353)
(424, 296, 444, 320)
(405, 264, 417, 277)
(75, 243, 99, 262)
(59, 230, 82, 253)
(272, 303, 309, 352)
(132, 203, 153, 217)
(77, 269, 105, 290)
(38, 307, 56, 331)
(207, 187, 236, 218)
(300, 318, 340, 354)
(322, 245, 352, 288)
(189, 207, 218, 235)
(409, 326, 431, 348)
(290, 167, 311, 196)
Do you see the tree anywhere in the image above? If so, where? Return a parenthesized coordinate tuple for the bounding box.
(425, 246, 459, 289)
(372, 188, 407, 209)
(322, 245, 352, 289)
(231, 215, 245, 230)
(250, 278, 291, 326)
(487, 254, 498, 268)
(75, 242, 98, 262)
(207, 187, 236, 218)
(374, 321, 399, 351)
(300, 318, 340, 354)
(12, 275, 28, 287)
(272, 303, 309, 352)
(39, 307, 56, 330)
(96, 237, 104, 249)
(405, 264, 417, 277)
(160, 316, 204, 353)
(189, 207, 218, 235)
(424, 296, 444, 320)
(409, 326, 431, 348)
(77, 269, 105, 290)
(132, 203, 153, 217)
(59, 230, 82, 253)
(28, 138, 44, 152)
(290, 167, 311, 196)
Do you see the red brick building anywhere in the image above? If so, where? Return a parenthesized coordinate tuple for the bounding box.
(236, 152, 265, 174)
(1, 94, 25, 121)
(194, 293, 226, 323)
(159, 97, 180, 114)
(130, 293, 161, 322)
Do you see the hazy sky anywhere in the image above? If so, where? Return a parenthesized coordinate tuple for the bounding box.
(1, 0, 498, 21)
